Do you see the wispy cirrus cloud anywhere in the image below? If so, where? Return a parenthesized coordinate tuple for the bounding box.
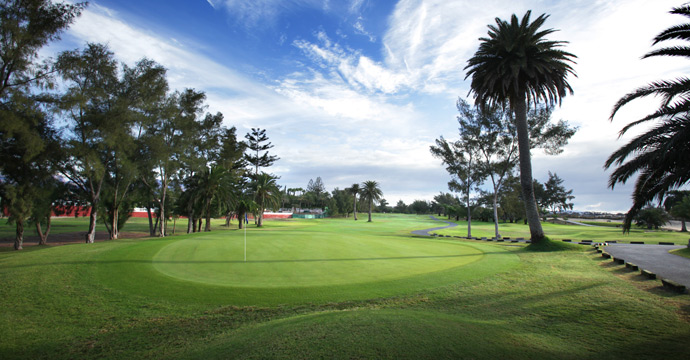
(54, 3, 300, 125)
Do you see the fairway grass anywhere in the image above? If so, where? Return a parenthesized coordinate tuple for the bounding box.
(433, 218, 690, 244)
(1, 214, 689, 359)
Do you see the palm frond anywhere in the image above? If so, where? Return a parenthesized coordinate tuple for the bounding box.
(610, 77, 690, 118)
(643, 46, 690, 59)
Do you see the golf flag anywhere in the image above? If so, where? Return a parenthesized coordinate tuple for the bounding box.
(245, 213, 248, 224)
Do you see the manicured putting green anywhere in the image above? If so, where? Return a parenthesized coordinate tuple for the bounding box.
(92, 217, 519, 305)
(152, 232, 483, 287)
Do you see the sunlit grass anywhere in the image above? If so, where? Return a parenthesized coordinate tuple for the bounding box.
(1, 214, 688, 359)
(434, 218, 689, 244)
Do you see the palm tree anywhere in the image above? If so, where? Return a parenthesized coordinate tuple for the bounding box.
(251, 172, 280, 227)
(348, 183, 360, 220)
(197, 166, 233, 232)
(464, 11, 576, 243)
(360, 181, 383, 222)
(606, 5, 690, 231)
(234, 197, 257, 230)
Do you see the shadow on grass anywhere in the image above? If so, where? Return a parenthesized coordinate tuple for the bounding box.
(523, 237, 583, 252)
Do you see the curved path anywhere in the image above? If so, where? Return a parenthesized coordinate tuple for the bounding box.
(411, 216, 458, 236)
(604, 244, 690, 288)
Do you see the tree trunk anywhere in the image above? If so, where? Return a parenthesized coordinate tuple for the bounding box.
(109, 187, 119, 240)
(187, 214, 194, 233)
(204, 213, 211, 232)
(514, 97, 544, 243)
(153, 210, 160, 236)
(86, 207, 97, 244)
(14, 219, 24, 250)
(204, 198, 212, 232)
(466, 188, 472, 238)
(110, 206, 119, 240)
(492, 192, 500, 239)
(368, 199, 373, 222)
(147, 205, 155, 236)
(353, 195, 358, 221)
(35, 216, 51, 245)
(159, 178, 167, 237)
(197, 218, 202, 232)
(681, 220, 687, 232)
(238, 212, 244, 229)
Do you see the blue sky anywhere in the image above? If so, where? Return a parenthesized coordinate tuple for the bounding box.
(45, 0, 686, 212)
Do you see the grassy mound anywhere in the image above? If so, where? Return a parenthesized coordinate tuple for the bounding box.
(524, 237, 584, 252)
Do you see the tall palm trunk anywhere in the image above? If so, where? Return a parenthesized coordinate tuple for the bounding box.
(204, 197, 212, 231)
(368, 199, 373, 222)
(353, 195, 358, 221)
(515, 97, 544, 242)
(257, 199, 264, 227)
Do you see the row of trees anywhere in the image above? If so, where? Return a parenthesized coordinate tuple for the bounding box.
(0, 1, 289, 249)
(282, 178, 385, 223)
(430, 171, 574, 223)
(431, 98, 576, 238)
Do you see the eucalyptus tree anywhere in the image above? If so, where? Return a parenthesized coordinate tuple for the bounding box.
(177, 111, 226, 233)
(0, 0, 85, 98)
(664, 191, 690, 232)
(430, 135, 482, 237)
(456, 99, 516, 238)
(142, 88, 206, 236)
(252, 172, 280, 227)
(0, 96, 59, 249)
(55, 43, 121, 243)
(348, 183, 361, 220)
(331, 187, 353, 217)
(0, 0, 84, 249)
(244, 128, 279, 175)
(465, 11, 577, 243)
(104, 58, 169, 239)
(607, 5, 690, 231)
(360, 180, 383, 222)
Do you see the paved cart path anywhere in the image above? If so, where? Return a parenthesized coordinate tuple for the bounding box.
(411, 216, 458, 236)
(605, 244, 690, 288)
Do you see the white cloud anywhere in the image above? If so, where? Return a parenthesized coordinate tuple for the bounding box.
(58, 3, 300, 125)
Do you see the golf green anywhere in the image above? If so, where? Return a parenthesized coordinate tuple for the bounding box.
(91, 217, 519, 305)
(152, 233, 484, 287)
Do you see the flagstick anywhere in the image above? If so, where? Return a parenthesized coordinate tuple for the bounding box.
(244, 221, 247, 262)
